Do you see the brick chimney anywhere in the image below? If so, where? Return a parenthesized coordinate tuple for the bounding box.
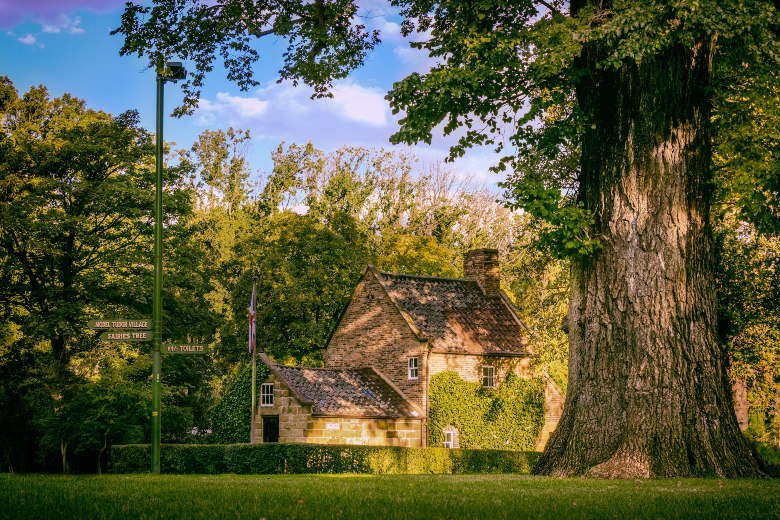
(463, 248, 501, 297)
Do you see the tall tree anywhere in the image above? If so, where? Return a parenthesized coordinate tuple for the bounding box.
(229, 211, 369, 364)
(0, 79, 159, 368)
(189, 128, 253, 218)
(114, 1, 778, 476)
(0, 79, 210, 470)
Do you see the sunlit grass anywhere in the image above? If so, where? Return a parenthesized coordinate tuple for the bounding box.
(1, 473, 778, 519)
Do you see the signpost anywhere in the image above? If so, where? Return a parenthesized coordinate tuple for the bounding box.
(151, 61, 187, 475)
(85, 61, 189, 475)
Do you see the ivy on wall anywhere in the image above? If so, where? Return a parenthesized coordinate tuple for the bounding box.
(207, 362, 269, 443)
(428, 371, 545, 451)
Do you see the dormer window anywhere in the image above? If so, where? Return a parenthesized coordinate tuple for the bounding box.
(482, 366, 495, 388)
(408, 356, 419, 380)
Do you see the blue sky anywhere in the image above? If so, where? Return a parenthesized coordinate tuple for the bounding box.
(1, 0, 500, 185)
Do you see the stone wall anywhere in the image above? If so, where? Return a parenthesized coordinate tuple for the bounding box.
(427, 353, 532, 383)
(254, 374, 312, 443)
(428, 353, 564, 451)
(325, 271, 427, 410)
(303, 417, 423, 447)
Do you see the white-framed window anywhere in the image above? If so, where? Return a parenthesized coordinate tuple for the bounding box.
(482, 366, 495, 388)
(408, 356, 419, 380)
(443, 426, 458, 448)
(261, 383, 274, 407)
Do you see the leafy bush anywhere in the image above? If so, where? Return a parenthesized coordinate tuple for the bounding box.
(207, 363, 269, 443)
(753, 442, 780, 476)
(428, 371, 545, 450)
(110, 443, 540, 475)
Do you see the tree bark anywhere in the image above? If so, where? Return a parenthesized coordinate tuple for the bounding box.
(535, 39, 762, 477)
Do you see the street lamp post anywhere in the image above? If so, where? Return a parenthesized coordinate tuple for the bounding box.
(152, 61, 186, 474)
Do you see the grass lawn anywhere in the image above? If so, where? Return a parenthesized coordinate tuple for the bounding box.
(1, 474, 778, 520)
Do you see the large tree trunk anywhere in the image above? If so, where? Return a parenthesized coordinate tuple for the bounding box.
(535, 38, 762, 477)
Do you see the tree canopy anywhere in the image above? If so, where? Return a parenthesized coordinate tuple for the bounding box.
(113, 0, 779, 254)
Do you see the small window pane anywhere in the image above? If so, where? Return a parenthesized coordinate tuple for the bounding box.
(443, 431, 453, 448)
(408, 357, 419, 380)
(482, 366, 495, 388)
(261, 383, 274, 406)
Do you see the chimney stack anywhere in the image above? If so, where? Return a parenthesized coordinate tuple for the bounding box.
(463, 248, 501, 296)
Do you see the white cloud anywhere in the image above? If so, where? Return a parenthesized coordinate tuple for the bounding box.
(407, 144, 501, 188)
(214, 92, 269, 117)
(196, 92, 270, 126)
(378, 20, 402, 40)
(18, 33, 40, 46)
(329, 83, 388, 126)
(355, 0, 405, 43)
(41, 15, 84, 34)
(195, 80, 390, 142)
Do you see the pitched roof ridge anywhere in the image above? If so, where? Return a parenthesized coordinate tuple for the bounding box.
(258, 353, 313, 406)
(497, 290, 531, 334)
(272, 363, 375, 374)
(376, 270, 478, 284)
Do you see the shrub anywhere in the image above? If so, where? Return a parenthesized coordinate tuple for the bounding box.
(207, 363, 270, 444)
(109, 444, 149, 474)
(754, 442, 780, 476)
(110, 443, 540, 475)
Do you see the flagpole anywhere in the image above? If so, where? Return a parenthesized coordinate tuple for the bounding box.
(249, 278, 257, 443)
(251, 340, 257, 442)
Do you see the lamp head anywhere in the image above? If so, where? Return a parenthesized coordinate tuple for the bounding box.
(158, 61, 187, 82)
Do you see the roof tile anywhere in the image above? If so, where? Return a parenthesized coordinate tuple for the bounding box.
(269, 363, 421, 418)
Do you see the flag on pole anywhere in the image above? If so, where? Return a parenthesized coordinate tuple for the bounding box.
(248, 283, 256, 354)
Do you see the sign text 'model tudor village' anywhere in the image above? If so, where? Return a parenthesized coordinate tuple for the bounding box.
(90, 320, 150, 329)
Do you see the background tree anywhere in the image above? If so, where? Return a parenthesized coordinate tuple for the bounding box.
(0, 78, 213, 471)
(715, 220, 780, 444)
(228, 210, 369, 364)
(0, 80, 158, 368)
(36, 355, 149, 473)
(711, 47, 780, 444)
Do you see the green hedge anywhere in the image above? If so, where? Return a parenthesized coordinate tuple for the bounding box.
(428, 371, 545, 450)
(110, 443, 540, 475)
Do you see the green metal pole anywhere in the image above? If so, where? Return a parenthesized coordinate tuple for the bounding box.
(152, 73, 164, 474)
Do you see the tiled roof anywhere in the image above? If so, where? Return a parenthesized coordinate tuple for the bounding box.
(373, 270, 529, 355)
(266, 361, 422, 419)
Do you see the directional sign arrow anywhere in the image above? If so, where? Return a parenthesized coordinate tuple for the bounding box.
(89, 319, 151, 330)
(162, 344, 209, 354)
(99, 331, 152, 342)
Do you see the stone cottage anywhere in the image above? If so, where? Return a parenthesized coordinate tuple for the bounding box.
(253, 248, 564, 448)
